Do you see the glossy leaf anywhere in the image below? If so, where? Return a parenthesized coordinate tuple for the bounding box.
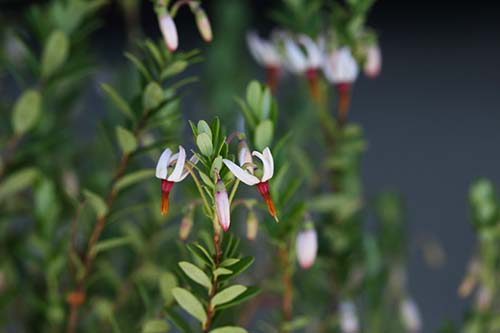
(116, 126, 137, 154)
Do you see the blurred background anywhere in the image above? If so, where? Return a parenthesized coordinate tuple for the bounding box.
(2, 0, 500, 331)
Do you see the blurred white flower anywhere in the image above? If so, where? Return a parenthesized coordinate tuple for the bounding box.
(283, 34, 323, 74)
(247, 32, 282, 68)
(323, 47, 359, 84)
(400, 297, 422, 333)
(340, 300, 359, 333)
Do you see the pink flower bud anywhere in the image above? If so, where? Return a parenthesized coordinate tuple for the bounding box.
(195, 9, 212, 42)
(158, 12, 178, 51)
(179, 214, 193, 241)
(364, 44, 381, 78)
(296, 224, 317, 269)
(215, 179, 230, 231)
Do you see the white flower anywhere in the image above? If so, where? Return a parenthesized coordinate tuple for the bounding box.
(283, 34, 323, 74)
(155, 146, 197, 214)
(158, 12, 178, 51)
(215, 179, 231, 231)
(223, 147, 277, 219)
(400, 298, 422, 332)
(323, 47, 359, 84)
(296, 226, 317, 269)
(246, 32, 282, 68)
(364, 44, 381, 78)
(223, 147, 274, 186)
(340, 301, 359, 333)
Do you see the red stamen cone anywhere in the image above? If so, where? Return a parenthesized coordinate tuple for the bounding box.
(336, 82, 351, 126)
(306, 68, 320, 102)
(256, 182, 278, 221)
(266, 66, 280, 94)
(160, 180, 174, 215)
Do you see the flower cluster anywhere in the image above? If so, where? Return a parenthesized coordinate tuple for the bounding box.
(246, 31, 381, 96)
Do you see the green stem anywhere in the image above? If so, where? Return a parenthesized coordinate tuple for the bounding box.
(186, 161, 212, 214)
(228, 179, 240, 205)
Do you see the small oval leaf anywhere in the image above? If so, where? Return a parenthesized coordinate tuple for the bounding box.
(142, 319, 170, 333)
(211, 285, 247, 308)
(178, 261, 212, 290)
(210, 327, 247, 333)
(41, 30, 69, 78)
(83, 189, 108, 218)
(12, 89, 42, 134)
(172, 287, 207, 324)
(116, 126, 137, 154)
(254, 120, 274, 151)
(196, 132, 213, 157)
(143, 82, 164, 110)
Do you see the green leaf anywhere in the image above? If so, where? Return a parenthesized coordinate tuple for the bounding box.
(246, 80, 261, 115)
(41, 30, 69, 78)
(196, 132, 213, 157)
(210, 327, 247, 333)
(259, 86, 272, 120)
(161, 60, 188, 79)
(101, 83, 135, 120)
(12, 89, 42, 134)
(178, 262, 212, 290)
(125, 52, 152, 81)
(114, 169, 155, 193)
(159, 271, 178, 305)
(254, 120, 274, 151)
(0, 168, 39, 202)
(198, 171, 214, 188)
(92, 237, 131, 256)
(220, 257, 254, 281)
(116, 126, 137, 154)
(188, 243, 215, 267)
(210, 156, 223, 176)
(220, 258, 239, 267)
(143, 82, 164, 110)
(211, 285, 247, 308)
(197, 120, 212, 141)
(215, 286, 260, 310)
(142, 319, 170, 333)
(83, 189, 108, 218)
(213, 268, 232, 278)
(172, 287, 207, 324)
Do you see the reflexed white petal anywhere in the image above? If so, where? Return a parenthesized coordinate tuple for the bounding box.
(223, 159, 260, 186)
(340, 301, 359, 333)
(298, 34, 322, 68)
(364, 45, 381, 78)
(400, 298, 421, 332)
(247, 32, 265, 65)
(168, 146, 186, 182)
(247, 32, 281, 67)
(262, 147, 274, 179)
(155, 148, 172, 179)
(179, 154, 199, 181)
(284, 38, 307, 73)
(252, 150, 273, 182)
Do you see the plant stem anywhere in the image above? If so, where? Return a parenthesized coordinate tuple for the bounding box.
(186, 161, 212, 214)
(278, 246, 293, 326)
(203, 215, 223, 332)
(0, 133, 21, 180)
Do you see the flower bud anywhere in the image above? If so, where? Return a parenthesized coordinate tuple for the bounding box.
(215, 179, 230, 231)
(364, 44, 381, 78)
(296, 221, 317, 269)
(158, 12, 178, 51)
(400, 298, 422, 332)
(237, 139, 253, 172)
(190, 3, 212, 42)
(179, 213, 194, 241)
(246, 210, 258, 240)
(340, 300, 359, 333)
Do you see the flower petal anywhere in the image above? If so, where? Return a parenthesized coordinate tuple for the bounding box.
(223, 159, 260, 186)
(167, 146, 186, 182)
(284, 37, 307, 73)
(263, 147, 274, 180)
(179, 154, 199, 181)
(155, 148, 172, 179)
(252, 148, 273, 182)
(298, 34, 322, 68)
